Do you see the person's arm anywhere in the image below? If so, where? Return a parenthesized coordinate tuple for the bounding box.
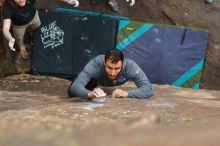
(2, 19, 13, 41)
(2, 19, 15, 51)
(126, 61, 153, 99)
(68, 71, 93, 99)
(68, 58, 100, 99)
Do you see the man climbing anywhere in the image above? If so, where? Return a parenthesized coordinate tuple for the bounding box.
(68, 48, 153, 100)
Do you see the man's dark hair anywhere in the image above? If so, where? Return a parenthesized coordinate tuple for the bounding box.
(105, 48, 124, 63)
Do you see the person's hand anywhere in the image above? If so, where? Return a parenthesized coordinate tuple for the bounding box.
(126, 0, 135, 6)
(8, 38, 15, 51)
(62, 0, 79, 7)
(88, 88, 107, 100)
(112, 89, 128, 98)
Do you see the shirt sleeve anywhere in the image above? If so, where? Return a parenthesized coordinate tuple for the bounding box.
(126, 61, 153, 99)
(68, 58, 100, 99)
(3, 2, 12, 19)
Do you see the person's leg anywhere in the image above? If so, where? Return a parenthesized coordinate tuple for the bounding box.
(108, 0, 119, 12)
(17, 10, 41, 60)
(29, 10, 41, 30)
(28, 10, 41, 38)
(12, 24, 30, 60)
(16, 38, 29, 59)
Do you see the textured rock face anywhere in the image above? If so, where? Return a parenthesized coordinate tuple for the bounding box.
(0, 74, 220, 146)
(0, 0, 220, 89)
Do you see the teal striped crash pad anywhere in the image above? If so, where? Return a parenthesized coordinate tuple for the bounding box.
(116, 20, 208, 89)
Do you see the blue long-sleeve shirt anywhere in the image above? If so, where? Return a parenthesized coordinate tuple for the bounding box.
(68, 55, 153, 99)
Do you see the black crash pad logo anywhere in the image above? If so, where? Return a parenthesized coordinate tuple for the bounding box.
(40, 21, 64, 49)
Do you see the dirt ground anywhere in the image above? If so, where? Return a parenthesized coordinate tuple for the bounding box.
(0, 74, 220, 146)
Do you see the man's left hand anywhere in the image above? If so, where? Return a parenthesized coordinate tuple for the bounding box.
(112, 89, 128, 98)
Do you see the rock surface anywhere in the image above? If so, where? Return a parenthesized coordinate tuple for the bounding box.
(0, 74, 220, 146)
(1, 1, 220, 144)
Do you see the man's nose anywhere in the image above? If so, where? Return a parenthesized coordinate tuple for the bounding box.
(110, 70, 116, 75)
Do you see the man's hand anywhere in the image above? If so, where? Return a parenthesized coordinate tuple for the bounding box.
(88, 88, 107, 100)
(112, 89, 128, 98)
(61, 0, 79, 7)
(8, 38, 15, 51)
(126, 0, 135, 6)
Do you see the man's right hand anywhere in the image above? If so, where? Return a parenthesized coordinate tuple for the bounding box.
(88, 88, 107, 99)
(8, 38, 15, 51)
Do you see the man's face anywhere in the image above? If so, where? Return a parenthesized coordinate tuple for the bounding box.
(14, 0, 26, 7)
(104, 59, 122, 80)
